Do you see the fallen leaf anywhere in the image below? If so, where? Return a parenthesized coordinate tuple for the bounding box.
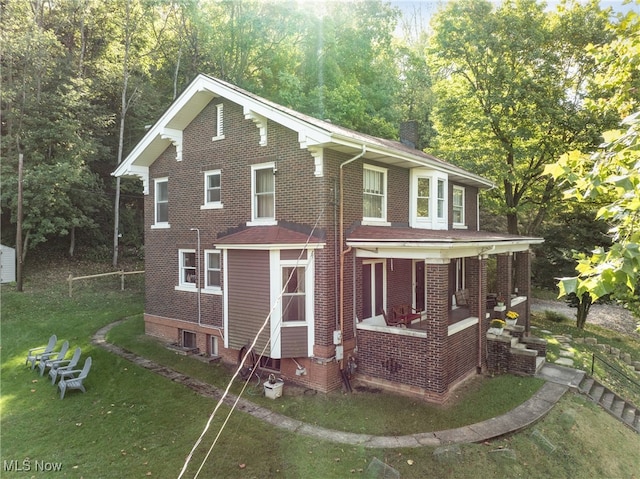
(239, 464, 246, 469)
(407, 459, 414, 466)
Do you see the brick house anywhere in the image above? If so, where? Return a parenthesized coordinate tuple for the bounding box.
(114, 74, 543, 402)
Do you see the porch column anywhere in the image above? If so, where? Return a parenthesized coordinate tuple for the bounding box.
(515, 251, 532, 333)
(466, 256, 487, 322)
(496, 253, 513, 308)
(424, 262, 449, 396)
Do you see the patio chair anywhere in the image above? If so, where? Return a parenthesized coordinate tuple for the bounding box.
(382, 309, 403, 327)
(38, 340, 69, 376)
(48, 347, 81, 384)
(25, 334, 57, 370)
(58, 357, 92, 399)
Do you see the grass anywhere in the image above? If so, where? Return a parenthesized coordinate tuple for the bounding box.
(531, 311, 640, 408)
(2, 262, 640, 478)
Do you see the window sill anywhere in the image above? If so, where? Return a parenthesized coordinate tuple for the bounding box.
(452, 224, 468, 229)
(175, 285, 197, 292)
(361, 219, 391, 227)
(201, 203, 223, 210)
(211, 135, 225, 141)
(246, 219, 277, 227)
(151, 223, 170, 229)
(202, 288, 222, 295)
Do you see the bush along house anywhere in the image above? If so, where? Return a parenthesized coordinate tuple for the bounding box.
(114, 74, 545, 402)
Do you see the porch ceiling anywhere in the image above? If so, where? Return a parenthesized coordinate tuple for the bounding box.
(346, 225, 544, 260)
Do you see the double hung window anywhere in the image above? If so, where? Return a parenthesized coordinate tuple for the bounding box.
(153, 178, 169, 227)
(250, 163, 275, 224)
(363, 165, 387, 222)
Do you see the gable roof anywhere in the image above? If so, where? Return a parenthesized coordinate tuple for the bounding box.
(113, 74, 494, 193)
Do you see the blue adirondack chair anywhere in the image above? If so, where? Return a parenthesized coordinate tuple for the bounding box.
(38, 341, 69, 376)
(25, 335, 57, 370)
(58, 357, 92, 399)
(48, 347, 81, 384)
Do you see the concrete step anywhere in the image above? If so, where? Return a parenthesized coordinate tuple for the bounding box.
(579, 377, 594, 394)
(610, 397, 625, 417)
(535, 356, 546, 374)
(601, 391, 615, 410)
(621, 404, 638, 426)
(590, 384, 606, 403)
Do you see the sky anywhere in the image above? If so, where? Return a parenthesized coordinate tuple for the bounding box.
(390, 0, 639, 36)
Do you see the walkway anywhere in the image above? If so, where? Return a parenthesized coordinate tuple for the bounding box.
(93, 320, 584, 448)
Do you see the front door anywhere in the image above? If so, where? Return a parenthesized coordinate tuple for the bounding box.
(362, 260, 385, 319)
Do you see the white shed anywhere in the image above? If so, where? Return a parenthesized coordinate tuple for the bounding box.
(0, 244, 16, 283)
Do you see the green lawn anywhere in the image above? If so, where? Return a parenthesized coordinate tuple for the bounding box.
(2, 267, 640, 478)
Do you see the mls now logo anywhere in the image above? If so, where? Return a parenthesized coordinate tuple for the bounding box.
(3, 459, 63, 472)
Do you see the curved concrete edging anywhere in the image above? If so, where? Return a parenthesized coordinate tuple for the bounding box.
(93, 319, 569, 448)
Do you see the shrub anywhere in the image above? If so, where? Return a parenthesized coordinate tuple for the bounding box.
(544, 310, 569, 323)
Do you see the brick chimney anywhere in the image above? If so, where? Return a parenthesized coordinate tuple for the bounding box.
(399, 120, 419, 149)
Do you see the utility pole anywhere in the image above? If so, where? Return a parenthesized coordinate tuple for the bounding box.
(16, 153, 24, 292)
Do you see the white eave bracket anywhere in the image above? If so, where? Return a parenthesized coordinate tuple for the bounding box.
(244, 108, 268, 146)
(127, 165, 150, 194)
(160, 128, 183, 161)
(308, 146, 324, 177)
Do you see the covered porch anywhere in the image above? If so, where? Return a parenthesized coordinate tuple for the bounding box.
(347, 226, 543, 402)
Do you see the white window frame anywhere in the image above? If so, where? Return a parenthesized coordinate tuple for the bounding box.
(452, 185, 466, 228)
(201, 170, 223, 210)
(203, 249, 222, 294)
(152, 177, 170, 229)
(212, 103, 225, 141)
(362, 164, 388, 225)
(248, 162, 277, 226)
(410, 169, 448, 229)
(269, 250, 315, 358)
(437, 178, 446, 220)
(362, 259, 387, 320)
(176, 249, 197, 291)
(416, 176, 431, 219)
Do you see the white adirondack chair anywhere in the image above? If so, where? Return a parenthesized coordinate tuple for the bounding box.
(49, 347, 81, 384)
(38, 341, 69, 376)
(25, 335, 57, 370)
(58, 357, 92, 399)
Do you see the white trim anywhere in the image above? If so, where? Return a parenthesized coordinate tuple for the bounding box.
(177, 249, 197, 289)
(410, 169, 447, 229)
(202, 169, 223, 209)
(153, 177, 169, 228)
(204, 249, 222, 291)
(362, 259, 387, 321)
(212, 103, 225, 141)
(363, 164, 387, 223)
(222, 249, 229, 349)
(448, 317, 478, 336)
(452, 185, 465, 227)
(250, 162, 276, 223)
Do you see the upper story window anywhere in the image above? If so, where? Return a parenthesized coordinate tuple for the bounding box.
(410, 169, 447, 230)
(249, 163, 276, 225)
(179, 250, 197, 288)
(212, 103, 224, 141)
(153, 178, 169, 228)
(452, 186, 465, 226)
(363, 164, 387, 223)
(437, 178, 446, 219)
(202, 170, 222, 209)
(205, 250, 221, 291)
(417, 177, 430, 218)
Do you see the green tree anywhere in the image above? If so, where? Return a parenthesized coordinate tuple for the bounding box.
(427, 0, 615, 235)
(544, 7, 640, 329)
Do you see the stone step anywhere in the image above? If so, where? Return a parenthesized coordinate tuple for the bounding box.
(535, 356, 546, 373)
(610, 397, 626, 417)
(601, 391, 615, 410)
(590, 384, 606, 403)
(621, 404, 638, 426)
(579, 377, 594, 394)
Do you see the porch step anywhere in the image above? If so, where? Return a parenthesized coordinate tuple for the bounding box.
(535, 356, 546, 373)
(577, 375, 640, 434)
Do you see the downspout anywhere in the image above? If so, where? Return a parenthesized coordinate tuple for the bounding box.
(339, 145, 366, 369)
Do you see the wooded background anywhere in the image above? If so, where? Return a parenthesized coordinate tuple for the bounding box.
(2, 0, 638, 291)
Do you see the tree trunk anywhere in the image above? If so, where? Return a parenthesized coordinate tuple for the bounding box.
(69, 226, 76, 257)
